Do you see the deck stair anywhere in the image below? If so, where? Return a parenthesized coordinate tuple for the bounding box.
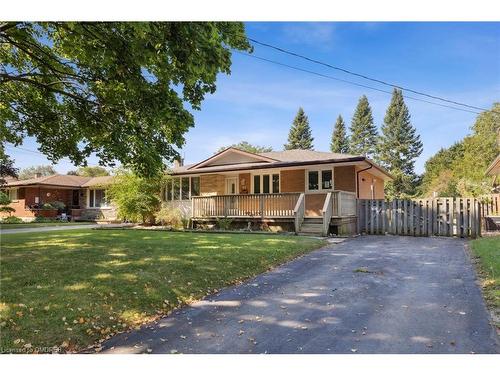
(298, 217, 324, 236)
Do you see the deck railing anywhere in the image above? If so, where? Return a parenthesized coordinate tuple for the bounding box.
(191, 193, 301, 218)
(332, 190, 357, 217)
(293, 193, 305, 232)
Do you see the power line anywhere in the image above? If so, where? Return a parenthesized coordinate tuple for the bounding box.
(241, 37, 498, 115)
(234, 51, 482, 115)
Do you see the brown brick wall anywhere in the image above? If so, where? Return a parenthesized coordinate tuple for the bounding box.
(280, 169, 305, 193)
(358, 170, 385, 199)
(200, 174, 225, 196)
(334, 166, 356, 192)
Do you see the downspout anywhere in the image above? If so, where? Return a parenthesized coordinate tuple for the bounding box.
(356, 164, 373, 198)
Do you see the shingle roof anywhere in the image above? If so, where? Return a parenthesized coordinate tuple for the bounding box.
(258, 149, 361, 162)
(5, 174, 114, 188)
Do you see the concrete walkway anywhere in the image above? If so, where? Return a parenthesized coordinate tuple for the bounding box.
(101, 236, 498, 354)
(0, 223, 131, 234)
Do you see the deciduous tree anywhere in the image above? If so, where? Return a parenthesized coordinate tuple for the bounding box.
(0, 22, 251, 177)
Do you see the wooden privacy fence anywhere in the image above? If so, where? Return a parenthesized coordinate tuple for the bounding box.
(480, 193, 499, 217)
(358, 198, 481, 238)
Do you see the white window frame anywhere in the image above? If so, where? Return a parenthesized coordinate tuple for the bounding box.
(305, 168, 334, 193)
(87, 189, 109, 208)
(251, 173, 280, 194)
(166, 176, 200, 201)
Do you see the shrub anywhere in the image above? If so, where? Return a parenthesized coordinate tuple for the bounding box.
(41, 203, 54, 209)
(33, 216, 57, 223)
(49, 201, 66, 212)
(155, 205, 183, 228)
(216, 217, 233, 230)
(1, 216, 23, 224)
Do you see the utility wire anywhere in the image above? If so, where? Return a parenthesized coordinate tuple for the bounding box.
(239, 36, 498, 114)
(234, 51, 482, 115)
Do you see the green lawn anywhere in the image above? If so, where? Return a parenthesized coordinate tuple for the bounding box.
(0, 222, 94, 230)
(0, 229, 325, 353)
(470, 236, 500, 325)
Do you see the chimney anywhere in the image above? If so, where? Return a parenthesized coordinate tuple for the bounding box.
(173, 158, 184, 168)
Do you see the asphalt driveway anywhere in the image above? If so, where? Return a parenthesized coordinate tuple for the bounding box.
(101, 236, 498, 354)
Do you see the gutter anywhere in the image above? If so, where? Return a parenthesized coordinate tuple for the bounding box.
(356, 164, 373, 198)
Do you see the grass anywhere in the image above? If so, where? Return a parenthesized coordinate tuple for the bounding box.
(0, 222, 94, 230)
(0, 229, 325, 352)
(470, 236, 500, 326)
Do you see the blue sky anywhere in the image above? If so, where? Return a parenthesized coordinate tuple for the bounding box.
(8, 22, 500, 174)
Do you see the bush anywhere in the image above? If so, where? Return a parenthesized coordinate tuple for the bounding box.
(49, 201, 66, 212)
(1, 216, 23, 224)
(41, 203, 54, 209)
(155, 205, 183, 228)
(216, 217, 233, 230)
(33, 216, 57, 223)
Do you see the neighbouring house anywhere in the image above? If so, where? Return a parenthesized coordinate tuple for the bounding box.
(483, 154, 500, 231)
(0, 174, 117, 222)
(486, 153, 500, 192)
(164, 148, 393, 235)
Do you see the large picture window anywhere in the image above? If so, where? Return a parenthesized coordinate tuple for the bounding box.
(252, 173, 279, 194)
(89, 189, 108, 208)
(165, 176, 201, 201)
(307, 169, 333, 191)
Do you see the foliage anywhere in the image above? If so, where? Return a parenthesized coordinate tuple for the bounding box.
(330, 115, 349, 153)
(107, 170, 166, 223)
(349, 95, 378, 157)
(216, 141, 273, 154)
(378, 89, 423, 198)
(155, 205, 183, 228)
(0, 22, 250, 177)
(41, 203, 55, 209)
(0, 206, 15, 215)
(470, 237, 500, 323)
(48, 201, 66, 212)
(0, 229, 324, 352)
(284, 107, 314, 150)
(420, 103, 499, 197)
(1, 215, 23, 223)
(216, 216, 233, 230)
(0, 147, 18, 186)
(68, 166, 110, 177)
(420, 142, 464, 197)
(33, 216, 58, 223)
(18, 165, 56, 180)
(0, 190, 14, 215)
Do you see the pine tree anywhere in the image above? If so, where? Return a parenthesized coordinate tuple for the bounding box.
(349, 95, 378, 157)
(284, 107, 314, 150)
(378, 88, 423, 198)
(330, 115, 349, 153)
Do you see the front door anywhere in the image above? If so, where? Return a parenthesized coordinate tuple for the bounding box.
(225, 177, 238, 214)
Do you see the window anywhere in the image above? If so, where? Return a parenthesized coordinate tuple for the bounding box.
(307, 169, 333, 191)
(8, 188, 18, 201)
(191, 177, 200, 197)
(89, 189, 108, 208)
(252, 173, 279, 194)
(181, 177, 190, 200)
(166, 176, 200, 201)
(322, 170, 332, 189)
(263, 175, 270, 194)
(308, 171, 319, 190)
(253, 175, 261, 194)
(272, 174, 279, 193)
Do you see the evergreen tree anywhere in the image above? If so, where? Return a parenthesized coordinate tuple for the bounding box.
(349, 95, 378, 157)
(330, 115, 349, 153)
(378, 89, 423, 198)
(284, 108, 314, 150)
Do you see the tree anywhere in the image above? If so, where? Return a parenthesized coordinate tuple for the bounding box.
(0, 22, 251, 177)
(420, 142, 464, 197)
(349, 95, 378, 157)
(18, 165, 56, 180)
(330, 115, 349, 153)
(0, 190, 15, 215)
(284, 107, 314, 150)
(69, 166, 110, 177)
(0, 147, 18, 186)
(216, 141, 273, 154)
(378, 89, 423, 198)
(107, 170, 166, 224)
(453, 103, 500, 196)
